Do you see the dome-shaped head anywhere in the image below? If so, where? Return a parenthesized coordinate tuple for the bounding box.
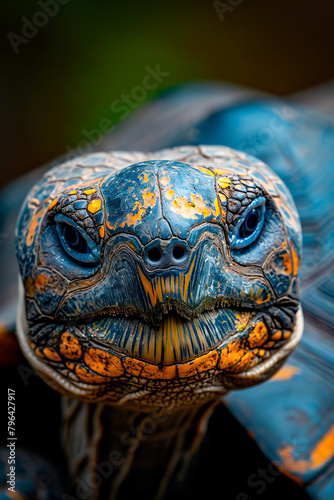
(15, 146, 302, 409)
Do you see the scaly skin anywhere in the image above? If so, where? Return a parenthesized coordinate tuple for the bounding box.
(15, 146, 303, 498)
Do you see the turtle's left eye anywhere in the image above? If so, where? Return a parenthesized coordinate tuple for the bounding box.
(55, 214, 101, 265)
(230, 196, 266, 250)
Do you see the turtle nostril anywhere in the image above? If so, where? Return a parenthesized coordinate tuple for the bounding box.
(172, 246, 185, 260)
(147, 248, 162, 262)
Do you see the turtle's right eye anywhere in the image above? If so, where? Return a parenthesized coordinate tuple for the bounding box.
(55, 214, 101, 265)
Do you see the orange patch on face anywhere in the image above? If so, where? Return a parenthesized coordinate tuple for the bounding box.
(123, 357, 176, 379)
(283, 253, 293, 274)
(88, 199, 102, 214)
(25, 277, 35, 298)
(290, 243, 299, 276)
(26, 207, 47, 247)
(35, 274, 48, 293)
(84, 348, 124, 377)
(251, 288, 271, 305)
(43, 347, 61, 362)
(59, 333, 82, 360)
(177, 350, 218, 378)
(99, 226, 105, 238)
(248, 321, 268, 348)
(278, 423, 334, 473)
(271, 331, 282, 341)
(75, 364, 111, 384)
(48, 199, 58, 211)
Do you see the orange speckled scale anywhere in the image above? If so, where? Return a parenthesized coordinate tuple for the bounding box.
(87, 199, 102, 214)
(43, 347, 62, 362)
(75, 364, 112, 384)
(123, 357, 177, 380)
(177, 350, 219, 378)
(247, 321, 268, 348)
(59, 333, 82, 360)
(84, 347, 124, 377)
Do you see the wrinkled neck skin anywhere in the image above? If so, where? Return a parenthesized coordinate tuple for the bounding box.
(61, 397, 220, 500)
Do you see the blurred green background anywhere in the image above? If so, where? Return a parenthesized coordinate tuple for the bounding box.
(2, 0, 334, 186)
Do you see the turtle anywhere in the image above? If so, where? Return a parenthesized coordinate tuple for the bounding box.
(0, 81, 333, 500)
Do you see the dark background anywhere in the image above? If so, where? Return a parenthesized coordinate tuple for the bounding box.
(2, 0, 334, 187)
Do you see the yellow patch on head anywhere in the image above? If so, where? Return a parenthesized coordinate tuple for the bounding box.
(193, 165, 215, 176)
(84, 188, 97, 195)
(217, 177, 231, 190)
(119, 188, 157, 228)
(88, 199, 102, 214)
(171, 193, 219, 220)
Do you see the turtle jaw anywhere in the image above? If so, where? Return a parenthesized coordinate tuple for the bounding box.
(16, 278, 303, 405)
(223, 306, 304, 387)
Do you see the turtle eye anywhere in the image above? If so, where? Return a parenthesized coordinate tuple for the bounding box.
(230, 196, 266, 250)
(55, 214, 101, 265)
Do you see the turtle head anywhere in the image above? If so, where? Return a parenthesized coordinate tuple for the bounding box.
(15, 147, 302, 409)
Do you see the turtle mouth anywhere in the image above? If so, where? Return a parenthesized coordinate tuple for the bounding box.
(58, 296, 297, 367)
(84, 306, 254, 365)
